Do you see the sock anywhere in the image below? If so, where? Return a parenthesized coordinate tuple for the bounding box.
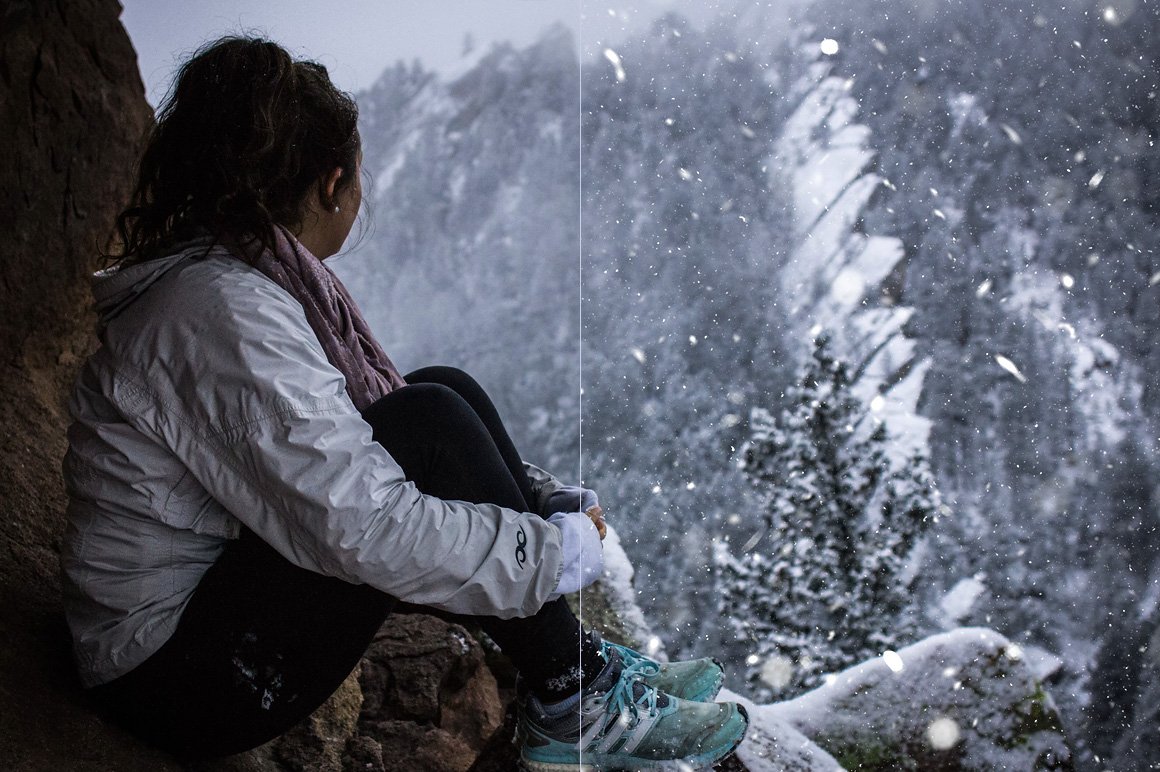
(533, 628, 606, 704)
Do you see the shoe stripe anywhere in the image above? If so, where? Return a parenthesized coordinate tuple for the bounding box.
(591, 710, 632, 754)
(619, 709, 663, 755)
(577, 707, 611, 750)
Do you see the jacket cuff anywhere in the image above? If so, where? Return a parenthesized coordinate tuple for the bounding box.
(523, 462, 568, 516)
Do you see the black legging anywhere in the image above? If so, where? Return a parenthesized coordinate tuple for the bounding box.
(91, 367, 598, 759)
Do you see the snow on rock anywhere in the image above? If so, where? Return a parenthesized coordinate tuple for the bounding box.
(761, 628, 1074, 770)
(595, 525, 657, 653)
(722, 688, 845, 771)
(781, 173, 882, 299)
(1022, 645, 1066, 683)
(572, 524, 666, 660)
(792, 148, 875, 235)
(774, 73, 929, 467)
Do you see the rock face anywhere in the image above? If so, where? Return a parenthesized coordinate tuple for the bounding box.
(347, 613, 505, 771)
(0, 0, 165, 768)
(209, 613, 505, 772)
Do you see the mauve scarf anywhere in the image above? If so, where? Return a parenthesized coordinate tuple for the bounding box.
(231, 227, 406, 410)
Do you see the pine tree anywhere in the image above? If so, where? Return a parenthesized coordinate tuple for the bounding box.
(715, 333, 936, 698)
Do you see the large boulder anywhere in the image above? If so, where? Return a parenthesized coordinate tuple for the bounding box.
(0, 1, 166, 768)
(734, 628, 1073, 771)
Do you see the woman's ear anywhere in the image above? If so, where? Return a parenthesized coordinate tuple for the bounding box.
(320, 166, 344, 211)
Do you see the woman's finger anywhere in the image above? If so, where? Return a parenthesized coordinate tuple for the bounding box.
(585, 506, 607, 540)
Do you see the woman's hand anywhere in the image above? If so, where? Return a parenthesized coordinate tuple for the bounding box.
(546, 511, 604, 597)
(585, 505, 607, 541)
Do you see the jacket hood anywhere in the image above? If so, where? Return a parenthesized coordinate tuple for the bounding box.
(92, 237, 220, 326)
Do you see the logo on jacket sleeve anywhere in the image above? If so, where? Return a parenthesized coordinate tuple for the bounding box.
(515, 525, 528, 568)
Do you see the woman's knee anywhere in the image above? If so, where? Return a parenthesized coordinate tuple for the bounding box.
(404, 366, 483, 397)
(363, 382, 484, 441)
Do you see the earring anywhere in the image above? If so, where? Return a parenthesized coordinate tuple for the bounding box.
(334, 206, 341, 213)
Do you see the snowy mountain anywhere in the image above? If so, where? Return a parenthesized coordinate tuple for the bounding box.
(341, 2, 1160, 764)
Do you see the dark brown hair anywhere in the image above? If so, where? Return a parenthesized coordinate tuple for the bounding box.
(109, 36, 360, 263)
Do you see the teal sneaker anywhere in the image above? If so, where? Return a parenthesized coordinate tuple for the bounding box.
(600, 637, 725, 703)
(518, 647, 748, 771)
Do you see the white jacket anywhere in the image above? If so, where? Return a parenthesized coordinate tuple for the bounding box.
(60, 240, 565, 687)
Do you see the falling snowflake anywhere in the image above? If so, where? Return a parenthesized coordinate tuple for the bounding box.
(1089, 171, 1105, 188)
(819, 38, 840, 56)
(759, 655, 795, 689)
(976, 279, 993, 298)
(739, 529, 764, 552)
(995, 354, 1028, 383)
(927, 717, 961, 750)
(630, 346, 647, 364)
(998, 123, 1023, 145)
(603, 48, 626, 82)
(882, 650, 905, 673)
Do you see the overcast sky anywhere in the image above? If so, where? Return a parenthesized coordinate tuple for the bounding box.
(121, 1, 725, 106)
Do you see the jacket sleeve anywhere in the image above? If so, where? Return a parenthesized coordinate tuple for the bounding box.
(523, 462, 570, 516)
(105, 261, 563, 619)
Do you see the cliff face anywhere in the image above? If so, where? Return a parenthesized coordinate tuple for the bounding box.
(0, 0, 164, 767)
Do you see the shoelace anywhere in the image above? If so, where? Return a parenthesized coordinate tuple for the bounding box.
(597, 655, 662, 730)
(604, 641, 662, 679)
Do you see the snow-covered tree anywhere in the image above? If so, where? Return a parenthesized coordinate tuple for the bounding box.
(716, 333, 936, 697)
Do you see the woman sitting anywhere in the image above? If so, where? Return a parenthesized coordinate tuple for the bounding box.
(60, 36, 748, 770)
